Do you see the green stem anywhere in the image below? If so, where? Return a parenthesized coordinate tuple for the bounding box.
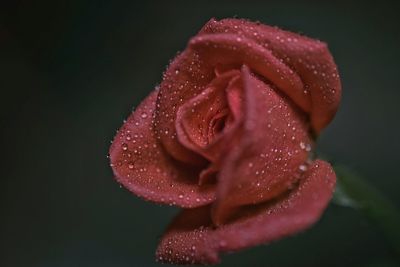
(333, 165, 400, 257)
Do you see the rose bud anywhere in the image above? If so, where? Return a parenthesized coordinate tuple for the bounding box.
(109, 18, 341, 265)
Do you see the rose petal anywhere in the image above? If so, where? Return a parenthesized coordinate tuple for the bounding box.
(189, 33, 307, 112)
(212, 66, 312, 224)
(199, 18, 341, 133)
(156, 160, 336, 265)
(109, 91, 215, 207)
(155, 50, 215, 166)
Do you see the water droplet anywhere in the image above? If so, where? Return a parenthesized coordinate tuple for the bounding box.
(141, 113, 148, 118)
(305, 144, 312, 152)
(299, 142, 306, 150)
(122, 143, 128, 151)
(299, 164, 307, 172)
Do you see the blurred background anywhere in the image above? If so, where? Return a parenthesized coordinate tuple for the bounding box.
(1, 1, 400, 266)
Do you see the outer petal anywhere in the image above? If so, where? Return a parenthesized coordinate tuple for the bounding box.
(212, 66, 312, 225)
(155, 49, 215, 166)
(156, 160, 336, 265)
(109, 90, 215, 207)
(189, 33, 306, 112)
(200, 18, 341, 133)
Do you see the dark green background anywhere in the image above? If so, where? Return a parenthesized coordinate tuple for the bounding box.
(1, 1, 400, 266)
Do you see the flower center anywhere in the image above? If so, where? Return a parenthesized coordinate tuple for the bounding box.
(175, 70, 242, 162)
(208, 109, 229, 143)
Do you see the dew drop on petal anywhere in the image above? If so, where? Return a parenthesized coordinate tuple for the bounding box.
(305, 143, 312, 152)
(299, 164, 308, 172)
(128, 162, 134, 169)
(299, 142, 306, 150)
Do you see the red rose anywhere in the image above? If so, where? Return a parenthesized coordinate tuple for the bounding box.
(109, 18, 341, 264)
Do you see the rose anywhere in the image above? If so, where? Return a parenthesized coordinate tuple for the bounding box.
(109, 18, 341, 265)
